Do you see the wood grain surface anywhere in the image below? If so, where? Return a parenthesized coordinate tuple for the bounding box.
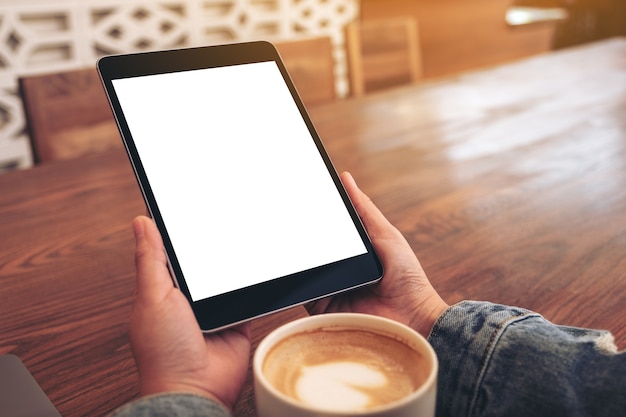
(1, 38, 625, 417)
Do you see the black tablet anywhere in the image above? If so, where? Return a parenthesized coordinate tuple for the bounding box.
(98, 41, 383, 331)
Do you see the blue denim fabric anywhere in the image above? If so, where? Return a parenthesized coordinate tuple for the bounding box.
(428, 301, 625, 417)
(108, 393, 230, 417)
(108, 301, 625, 417)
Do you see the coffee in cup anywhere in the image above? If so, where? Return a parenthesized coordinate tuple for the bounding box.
(254, 313, 437, 417)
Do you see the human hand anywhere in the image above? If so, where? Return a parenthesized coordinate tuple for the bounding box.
(130, 215, 251, 411)
(306, 172, 449, 337)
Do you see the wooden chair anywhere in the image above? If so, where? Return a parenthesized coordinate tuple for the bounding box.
(345, 17, 422, 96)
(19, 67, 120, 164)
(274, 36, 337, 106)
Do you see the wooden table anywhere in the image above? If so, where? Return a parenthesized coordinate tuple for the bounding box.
(1, 37, 625, 416)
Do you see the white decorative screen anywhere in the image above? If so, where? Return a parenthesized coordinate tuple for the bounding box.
(0, 0, 358, 171)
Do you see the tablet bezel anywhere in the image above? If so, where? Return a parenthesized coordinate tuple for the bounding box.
(98, 41, 383, 331)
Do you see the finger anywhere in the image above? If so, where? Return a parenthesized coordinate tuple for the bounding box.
(340, 172, 398, 240)
(226, 321, 252, 342)
(133, 215, 174, 302)
(304, 298, 331, 315)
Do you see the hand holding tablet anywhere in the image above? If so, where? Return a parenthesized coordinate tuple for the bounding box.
(98, 41, 382, 331)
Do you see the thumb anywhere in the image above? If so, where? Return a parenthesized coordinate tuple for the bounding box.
(132, 215, 174, 303)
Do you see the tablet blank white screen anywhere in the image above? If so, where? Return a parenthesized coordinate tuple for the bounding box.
(112, 61, 366, 302)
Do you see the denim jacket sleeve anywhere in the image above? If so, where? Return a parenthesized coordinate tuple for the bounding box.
(427, 301, 625, 417)
(106, 393, 231, 417)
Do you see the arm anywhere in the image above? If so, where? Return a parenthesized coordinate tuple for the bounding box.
(312, 172, 625, 417)
(108, 393, 231, 417)
(430, 301, 625, 417)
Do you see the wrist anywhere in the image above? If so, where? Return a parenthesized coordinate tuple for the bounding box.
(410, 292, 449, 338)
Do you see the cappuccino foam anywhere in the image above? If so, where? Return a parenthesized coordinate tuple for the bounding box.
(262, 328, 427, 412)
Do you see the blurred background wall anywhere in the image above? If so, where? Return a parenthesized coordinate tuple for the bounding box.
(0, 0, 358, 170)
(1, 0, 624, 171)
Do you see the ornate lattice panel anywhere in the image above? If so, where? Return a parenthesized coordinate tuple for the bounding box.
(0, 0, 358, 171)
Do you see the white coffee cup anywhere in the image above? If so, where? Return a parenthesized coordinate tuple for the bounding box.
(253, 313, 437, 417)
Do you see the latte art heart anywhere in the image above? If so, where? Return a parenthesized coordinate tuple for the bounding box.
(296, 361, 388, 411)
(262, 328, 427, 412)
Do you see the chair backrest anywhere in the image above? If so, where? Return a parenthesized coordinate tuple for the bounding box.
(19, 67, 120, 164)
(345, 17, 422, 96)
(274, 36, 336, 106)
